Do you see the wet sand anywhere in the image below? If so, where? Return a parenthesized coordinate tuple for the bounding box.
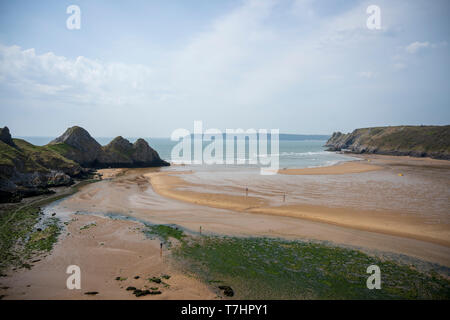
(1, 214, 216, 300)
(278, 161, 382, 175)
(145, 158, 450, 248)
(3, 155, 449, 299)
(54, 157, 450, 267)
(97, 168, 126, 179)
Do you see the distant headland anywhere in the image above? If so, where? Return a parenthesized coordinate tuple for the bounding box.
(325, 125, 450, 160)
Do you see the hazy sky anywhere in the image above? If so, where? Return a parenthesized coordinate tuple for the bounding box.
(1, 0, 449, 137)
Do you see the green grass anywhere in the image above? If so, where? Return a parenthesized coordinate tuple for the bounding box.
(0, 179, 99, 274)
(45, 142, 76, 155)
(0, 139, 80, 178)
(141, 224, 450, 299)
(0, 205, 41, 273)
(0, 205, 60, 273)
(0, 141, 20, 167)
(327, 125, 450, 156)
(0, 140, 46, 172)
(174, 235, 450, 300)
(25, 218, 61, 252)
(14, 139, 80, 172)
(143, 224, 185, 245)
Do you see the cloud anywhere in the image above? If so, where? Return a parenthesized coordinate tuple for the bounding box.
(0, 0, 429, 109)
(405, 41, 430, 54)
(167, 0, 395, 106)
(0, 0, 419, 113)
(1, 0, 449, 136)
(405, 41, 447, 54)
(0, 44, 170, 106)
(358, 71, 377, 79)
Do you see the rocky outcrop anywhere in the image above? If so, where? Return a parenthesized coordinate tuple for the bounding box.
(0, 168, 73, 202)
(49, 126, 169, 168)
(100, 136, 134, 165)
(0, 127, 15, 147)
(325, 125, 450, 160)
(101, 137, 167, 167)
(0, 125, 169, 202)
(0, 128, 85, 202)
(49, 126, 103, 166)
(100, 136, 169, 167)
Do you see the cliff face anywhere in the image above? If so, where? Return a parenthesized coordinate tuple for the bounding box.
(0, 126, 169, 203)
(100, 137, 166, 167)
(0, 127, 15, 147)
(0, 128, 84, 202)
(49, 126, 169, 168)
(49, 126, 103, 166)
(325, 125, 450, 160)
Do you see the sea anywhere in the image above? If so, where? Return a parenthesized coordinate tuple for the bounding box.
(17, 136, 357, 169)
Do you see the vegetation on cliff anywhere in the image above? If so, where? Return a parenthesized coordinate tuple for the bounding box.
(49, 126, 169, 168)
(0, 125, 169, 203)
(325, 125, 450, 160)
(0, 128, 83, 202)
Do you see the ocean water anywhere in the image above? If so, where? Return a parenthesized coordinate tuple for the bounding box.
(17, 136, 356, 169)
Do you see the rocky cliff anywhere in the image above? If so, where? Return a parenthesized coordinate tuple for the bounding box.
(49, 126, 103, 166)
(325, 125, 450, 160)
(0, 127, 84, 202)
(0, 126, 169, 202)
(49, 126, 169, 168)
(0, 127, 15, 147)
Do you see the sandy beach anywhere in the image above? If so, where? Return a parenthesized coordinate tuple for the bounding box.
(1, 213, 216, 299)
(48, 156, 450, 265)
(278, 161, 383, 175)
(144, 157, 450, 248)
(2, 155, 450, 299)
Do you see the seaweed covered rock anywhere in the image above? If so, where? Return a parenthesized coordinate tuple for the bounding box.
(218, 285, 234, 297)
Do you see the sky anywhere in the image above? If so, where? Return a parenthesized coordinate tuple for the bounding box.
(0, 0, 449, 137)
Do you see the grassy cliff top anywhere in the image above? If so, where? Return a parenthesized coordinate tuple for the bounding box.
(354, 126, 448, 152)
(327, 125, 450, 156)
(0, 138, 81, 176)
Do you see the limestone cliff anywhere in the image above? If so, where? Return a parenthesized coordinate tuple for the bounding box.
(0, 126, 169, 203)
(49, 126, 169, 168)
(325, 125, 450, 160)
(0, 128, 84, 202)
